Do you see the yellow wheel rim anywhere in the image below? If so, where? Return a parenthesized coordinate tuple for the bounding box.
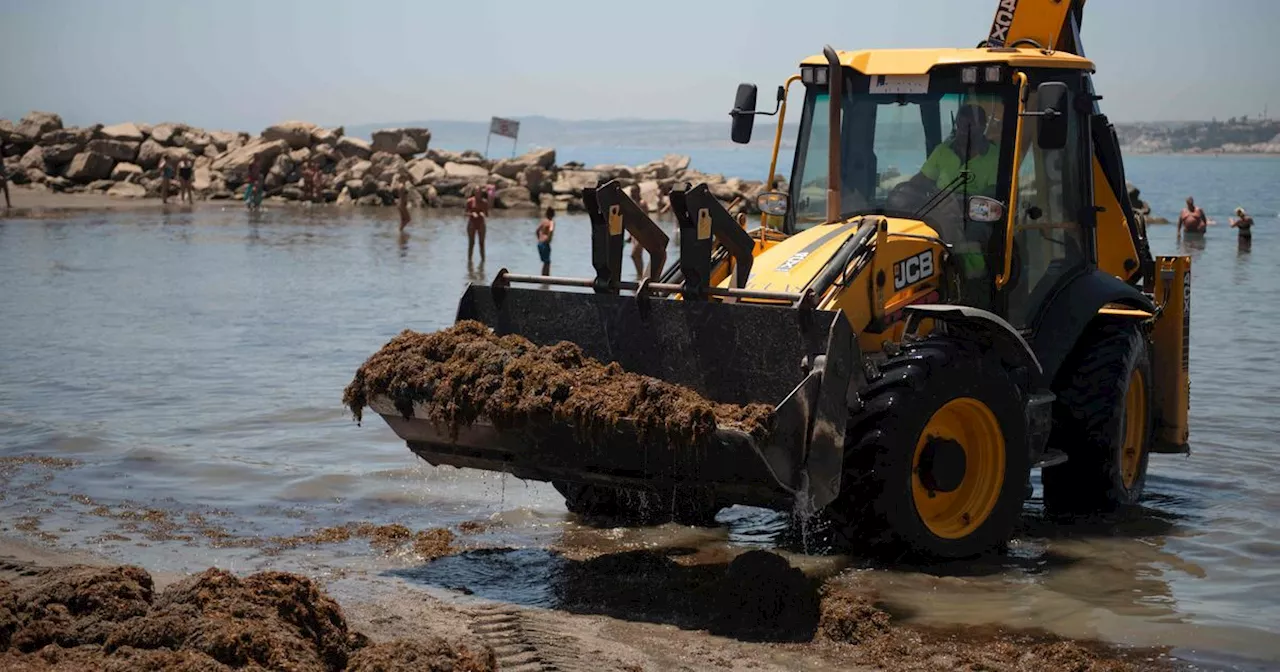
(1120, 369, 1147, 489)
(912, 397, 1005, 540)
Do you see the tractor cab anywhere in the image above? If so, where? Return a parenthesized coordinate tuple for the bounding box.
(735, 50, 1097, 328)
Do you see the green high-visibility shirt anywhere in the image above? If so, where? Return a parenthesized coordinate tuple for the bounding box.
(920, 141, 1002, 195)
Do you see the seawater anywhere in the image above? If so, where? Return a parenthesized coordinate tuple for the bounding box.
(1, 153, 1278, 669)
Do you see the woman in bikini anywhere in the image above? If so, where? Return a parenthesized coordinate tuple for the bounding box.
(177, 157, 194, 204)
(1230, 207, 1254, 241)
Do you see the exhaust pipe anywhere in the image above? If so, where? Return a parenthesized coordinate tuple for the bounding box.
(823, 45, 841, 224)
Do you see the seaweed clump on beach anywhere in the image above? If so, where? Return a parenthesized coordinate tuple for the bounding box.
(0, 564, 495, 672)
(814, 580, 1172, 671)
(342, 320, 776, 449)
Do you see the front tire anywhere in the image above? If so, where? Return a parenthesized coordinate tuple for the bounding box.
(1042, 321, 1153, 513)
(828, 336, 1031, 560)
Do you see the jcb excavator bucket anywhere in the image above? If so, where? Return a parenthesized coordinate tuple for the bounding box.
(366, 181, 865, 511)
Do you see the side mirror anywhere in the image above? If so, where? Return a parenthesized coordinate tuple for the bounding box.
(757, 191, 789, 217)
(730, 83, 758, 145)
(1035, 81, 1069, 150)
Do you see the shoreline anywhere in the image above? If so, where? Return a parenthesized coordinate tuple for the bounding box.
(0, 531, 1187, 671)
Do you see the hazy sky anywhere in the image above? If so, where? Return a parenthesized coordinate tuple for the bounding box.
(2, 0, 1277, 132)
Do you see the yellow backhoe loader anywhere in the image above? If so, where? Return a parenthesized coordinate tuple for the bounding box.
(360, 0, 1192, 560)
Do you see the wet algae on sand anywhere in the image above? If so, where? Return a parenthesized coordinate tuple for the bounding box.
(0, 564, 495, 671)
(343, 320, 776, 449)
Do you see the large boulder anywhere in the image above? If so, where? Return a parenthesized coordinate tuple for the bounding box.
(371, 127, 430, 156)
(176, 130, 211, 152)
(98, 122, 146, 142)
(368, 151, 407, 181)
(87, 138, 140, 162)
(527, 147, 556, 169)
(18, 146, 48, 172)
(111, 162, 144, 181)
(42, 143, 83, 166)
(289, 147, 313, 165)
(262, 120, 317, 149)
(443, 161, 489, 179)
(427, 148, 488, 167)
(15, 111, 63, 142)
(335, 136, 371, 160)
(210, 138, 291, 180)
(192, 166, 216, 191)
(136, 139, 166, 169)
(207, 130, 239, 152)
(40, 126, 96, 148)
(593, 164, 634, 181)
(495, 186, 533, 209)
(64, 151, 116, 182)
(0, 119, 15, 145)
(552, 169, 601, 194)
(311, 126, 343, 146)
(406, 157, 442, 185)
(107, 181, 147, 198)
(663, 154, 691, 174)
(149, 123, 187, 145)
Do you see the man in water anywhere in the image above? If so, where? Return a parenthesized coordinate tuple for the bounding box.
(245, 157, 266, 211)
(628, 184, 648, 277)
(536, 206, 555, 276)
(465, 186, 488, 263)
(0, 161, 10, 208)
(1178, 196, 1208, 237)
(397, 177, 411, 233)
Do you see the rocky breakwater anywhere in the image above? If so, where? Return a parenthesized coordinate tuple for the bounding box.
(1, 110, 771, 214)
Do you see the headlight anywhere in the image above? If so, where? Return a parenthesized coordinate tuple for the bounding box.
(815, 67, 828, 85)
(983, 65, 1004, 83)
(801, 66, 816, 84)
(962, 66, 978, 84)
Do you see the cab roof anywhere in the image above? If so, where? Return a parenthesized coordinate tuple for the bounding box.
(798, 47, 1094, 76)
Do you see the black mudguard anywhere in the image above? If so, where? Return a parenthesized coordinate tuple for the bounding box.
(1031, 268, 1155, 385)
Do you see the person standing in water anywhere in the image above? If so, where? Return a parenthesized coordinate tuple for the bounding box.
(1178, 196, 1208, 238)
(465, 186, 489, 263)
(160, 156, 174, 204)
(397, 178, 411, 233)
(0, 162, 11, 209)
(1230, 207, 1254, 240)
(245, 157, 263, 211)
(177, 156, 195, 204)
(628, 184, 648, 277)
(535, 206, 556, 276)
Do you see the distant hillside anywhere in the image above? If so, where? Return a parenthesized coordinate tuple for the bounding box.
(1114, 118, 1280, 154)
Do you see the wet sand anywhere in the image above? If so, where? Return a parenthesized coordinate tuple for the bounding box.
(0, 533, 1180, 672)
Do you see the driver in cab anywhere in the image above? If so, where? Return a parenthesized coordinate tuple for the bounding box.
(900, 103, 1001, 206)
(890, 102, 1002, 285)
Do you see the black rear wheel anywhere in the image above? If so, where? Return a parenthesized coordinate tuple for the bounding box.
(1042, 320, 1153, 513)
(826, 336, 1030, 560)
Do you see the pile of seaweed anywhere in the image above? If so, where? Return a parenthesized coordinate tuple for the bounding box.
(342, 321, 775, 449)
(815, 582, 1173, 672)
(0, 564, 494, 672)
